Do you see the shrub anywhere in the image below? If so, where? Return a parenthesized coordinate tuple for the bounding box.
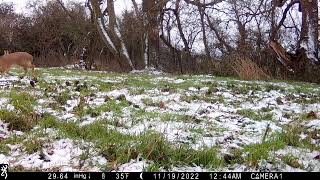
(232, 56, 271, 81)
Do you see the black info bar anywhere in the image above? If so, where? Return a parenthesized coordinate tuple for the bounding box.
(1, 163, 319, 180)
(0, 172, 319, 180)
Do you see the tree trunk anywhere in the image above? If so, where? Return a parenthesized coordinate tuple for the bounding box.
(270, 0, 319, 73)
(142, 0, 162, 69)
(297, 0, 319, 64)
(198, 5, 211, 58)
(174, 0, 193, 73)
(89, 0, 134, 71)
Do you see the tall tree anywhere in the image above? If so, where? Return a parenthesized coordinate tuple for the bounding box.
(270, 0, 319, 72)
(88, 0, 135, 71)
(142, 0, 166, 69)
(298, 0, 319, 64)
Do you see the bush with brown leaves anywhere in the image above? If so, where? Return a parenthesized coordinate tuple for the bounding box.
(232, 56, 271, 81)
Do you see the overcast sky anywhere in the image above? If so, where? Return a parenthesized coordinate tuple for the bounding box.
(0, 0, 138, 15)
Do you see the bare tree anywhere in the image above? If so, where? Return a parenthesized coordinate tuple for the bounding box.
(270, 0, 319, 72)
(142, 0, 167, 69)
(88, 0, 135, 71)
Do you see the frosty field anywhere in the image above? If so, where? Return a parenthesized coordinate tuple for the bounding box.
(0, 68, 319, 172)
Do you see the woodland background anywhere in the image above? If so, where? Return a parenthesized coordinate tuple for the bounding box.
(0, 0, 319, 83)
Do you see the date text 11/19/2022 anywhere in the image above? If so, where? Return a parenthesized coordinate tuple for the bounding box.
(46, 172, 283, 180)
(2, 172, 287, 180)
(152, 172, 283, 180)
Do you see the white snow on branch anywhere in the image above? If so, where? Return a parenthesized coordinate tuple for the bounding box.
(300, 15, 319, 63)
(144, 33, 149, 68)
(114, 24, 134, 69)
(98, 16, 134, 69)
(97, 17, 117, 52)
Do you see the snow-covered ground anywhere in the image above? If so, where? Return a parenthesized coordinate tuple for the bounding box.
(0, 68, 319, 172)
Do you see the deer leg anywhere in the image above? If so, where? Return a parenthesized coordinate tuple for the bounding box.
(0, 65, 13, 76)
(31, 65, 37, 80)
(5, 70, 14, 76)
(23, 67, 28, 77)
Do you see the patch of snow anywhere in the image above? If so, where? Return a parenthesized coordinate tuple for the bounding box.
(115, 159, 150, 172)
(174, 79, 185, 84)
(0, 120, 9, 139)
(0, 98, 8, 108)
(275, 147, 320, 172)
(64, 99, 80, 112)
(60, 113, 77, 122)
(7, 139, 107, 171)
(171, 166, 209, 172)
(305, 120, 320, 130)
(88, 98, 105, 107)
(6, 104, 14, 111)
(107, 89, 129, 99)
(131, 67, 165, 75)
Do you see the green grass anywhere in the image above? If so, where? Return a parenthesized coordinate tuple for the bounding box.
(39, 114, 83, 139)
(2, 68, 320, 171)
(277, 125, 302, 147)
(96, 99, 128, 116)
(291, 85, 320, 95)
(189, 127, 205, 134)
(74, 97, 86, 118)
(181, 94, 214, 103)
(244, 137, 285, 167)
(237, 109, 273, 121)
(292, 95, 320, 104)
(131, 109, 158, 125)
(0, 143, 10, 155)
(0, 135, 25, 155)
(0, 110, 38, 132)
(211, 95, 225, 104)
(38, 113, 59, 129)
(84, 107, 101, 118)
(35, 115, 224, 170)
(59, 122, 84, 139)
(32, 114, 314, 171)
(54, 91, 72, 105)
(24, 138, 43, 154)
(92, 80, 116, 92)
(145, 164, 162, 172)
(129, 88, 145, 95)
(226, 82, 262, 94)
(75, 97, 131, 119)
(10, 91, 37, 114)
(227, 148, 245, 165)
(160, 113, 201, 124)
(282, 154, 303, 169)
(136, 132, 223, 169)
(243, 123, 319, 168)
(277, 124, 319, 151)
(264, 84, 285, 92)
(142, 98, 155, 106)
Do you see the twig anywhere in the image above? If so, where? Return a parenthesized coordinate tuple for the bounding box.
(262, 123, 270, 143)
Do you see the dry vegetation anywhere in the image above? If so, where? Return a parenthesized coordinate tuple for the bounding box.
(232, 56, 271, 81)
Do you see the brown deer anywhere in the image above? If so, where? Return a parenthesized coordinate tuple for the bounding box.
(0, 51, 36, 77)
